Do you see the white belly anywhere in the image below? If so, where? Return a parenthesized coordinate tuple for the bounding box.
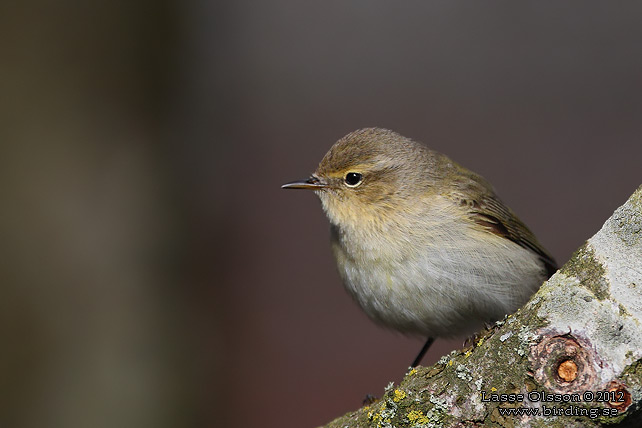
(330, 223, 545, 337)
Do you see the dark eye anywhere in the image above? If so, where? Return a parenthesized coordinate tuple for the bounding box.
(344, 172, 362, 187)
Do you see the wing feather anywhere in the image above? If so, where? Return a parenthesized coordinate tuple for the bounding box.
(447, 173, 558, 277)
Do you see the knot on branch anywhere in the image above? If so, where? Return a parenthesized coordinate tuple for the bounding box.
(530, 334, 598, 393)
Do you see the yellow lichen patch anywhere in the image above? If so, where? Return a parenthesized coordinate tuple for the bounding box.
(448, 360, 454, 366)
(464, 350, 472, 358)
(368, 409, 382, 425)
(491, 387, 497, 392)
(408, 368, 417, 376)
(407, 410, 430, 425)
(367, 402, 389, 428)
(370, 412, 381, 426)
(393, 389, 406, 402)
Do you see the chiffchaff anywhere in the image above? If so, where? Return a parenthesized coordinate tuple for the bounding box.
(283, 128, 557, 366)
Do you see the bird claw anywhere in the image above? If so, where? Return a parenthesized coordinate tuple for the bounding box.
(362, 394, 379, 406)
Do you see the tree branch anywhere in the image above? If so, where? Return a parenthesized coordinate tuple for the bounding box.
(324, 185, 642, 427)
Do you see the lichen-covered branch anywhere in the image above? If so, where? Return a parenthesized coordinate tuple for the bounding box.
(324, 185, 642, 428)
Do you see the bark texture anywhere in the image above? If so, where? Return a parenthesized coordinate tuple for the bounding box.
(324, 185, 642, 428)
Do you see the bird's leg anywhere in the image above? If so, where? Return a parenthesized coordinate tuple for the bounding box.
(410, 337, 435, 367)
(464, 321, 496, 348)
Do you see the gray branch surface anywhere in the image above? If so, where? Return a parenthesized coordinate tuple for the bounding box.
(324, 185, 642, 428)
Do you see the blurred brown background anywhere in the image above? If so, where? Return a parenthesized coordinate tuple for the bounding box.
(1, 1, 641, 427)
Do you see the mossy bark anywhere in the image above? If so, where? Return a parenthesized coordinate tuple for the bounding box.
(323, 185, 642, 428)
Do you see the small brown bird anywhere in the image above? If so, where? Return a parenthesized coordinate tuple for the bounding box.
(283, 128, 557, 366)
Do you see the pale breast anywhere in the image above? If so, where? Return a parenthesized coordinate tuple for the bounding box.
(330, 220, 546, 337)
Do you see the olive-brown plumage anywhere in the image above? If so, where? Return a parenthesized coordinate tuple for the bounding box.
(283, 128, 557, 365)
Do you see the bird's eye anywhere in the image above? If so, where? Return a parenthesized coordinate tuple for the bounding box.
(344, 172, 363, 187)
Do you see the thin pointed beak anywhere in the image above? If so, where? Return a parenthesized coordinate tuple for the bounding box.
(281, 176, 327, 190)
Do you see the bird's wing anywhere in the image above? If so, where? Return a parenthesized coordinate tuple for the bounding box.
(448, 176, 558, 277)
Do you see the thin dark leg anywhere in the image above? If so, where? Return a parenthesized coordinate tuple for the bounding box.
(410, 337, 435, 367)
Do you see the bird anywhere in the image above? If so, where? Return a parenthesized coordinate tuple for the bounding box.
(282, 128, 557, 366)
